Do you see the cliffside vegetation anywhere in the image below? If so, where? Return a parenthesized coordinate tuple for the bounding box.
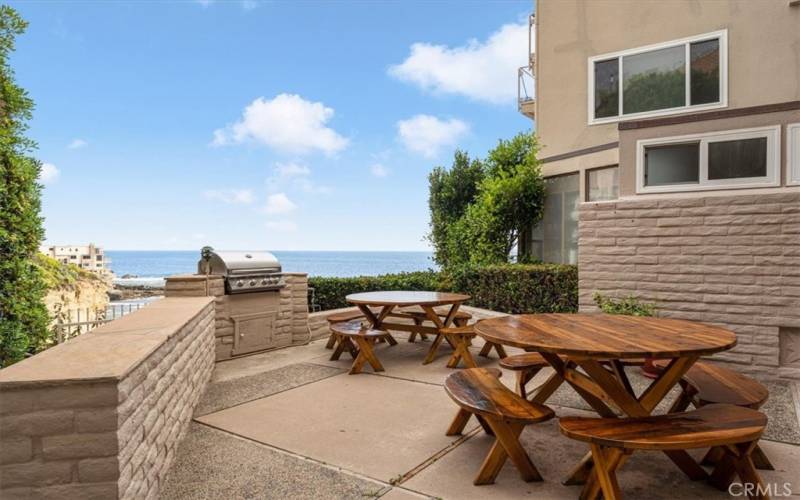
(0, 7, 50, 367)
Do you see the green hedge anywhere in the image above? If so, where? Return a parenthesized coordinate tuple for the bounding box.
(447, 263, 578, 314)
(309, 271, 441, 311)
(308, 263, 578, 314)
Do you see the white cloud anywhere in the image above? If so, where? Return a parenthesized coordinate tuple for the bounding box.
(203, 188, 255, 204)
(67, 138, 88, 149)
(241, 0, 257, 10)
(40, 162, 60, 183)
(263, 193, 297, 214)
(195, 0, 214, 7)
(212, 94, 349, 155)
(275, 162, 310, 177)
(265, 220, 297, 232)
(396, 115, 469, 158)
(370, 163, 389, 178)
(389, 22, 529, 104)
(295, 178, 332, 194)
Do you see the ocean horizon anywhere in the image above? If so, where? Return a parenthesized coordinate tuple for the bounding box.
(107, 250, 438, 286)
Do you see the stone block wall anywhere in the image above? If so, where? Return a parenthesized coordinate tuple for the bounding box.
(0, 297, 215, 499)
(579, 191, 800, 380)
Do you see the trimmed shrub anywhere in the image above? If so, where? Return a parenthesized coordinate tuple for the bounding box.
(309, 263, 578, 314)
(593, 292, 655, 317)
(309, 271, 440, 311)
(447, 263, 578, 314)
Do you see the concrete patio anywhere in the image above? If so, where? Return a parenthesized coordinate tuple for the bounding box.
(161, 331, 800, 499)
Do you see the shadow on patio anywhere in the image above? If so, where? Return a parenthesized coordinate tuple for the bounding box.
(161, 330, 800, 500)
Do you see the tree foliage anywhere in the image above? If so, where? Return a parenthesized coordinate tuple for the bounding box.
(428, 132, 545, 268)
(427, 150, 484, 266)
(0, 6, 49, 366)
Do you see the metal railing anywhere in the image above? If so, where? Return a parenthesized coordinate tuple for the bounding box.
(517, 13, 536, 115)
(52, 302, 148, 344)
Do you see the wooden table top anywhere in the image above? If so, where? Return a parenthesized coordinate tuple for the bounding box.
(346, 291, 470, 307)
(474, 313, 737, 359)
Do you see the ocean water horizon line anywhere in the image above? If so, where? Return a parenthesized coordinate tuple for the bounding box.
(107, 250, 438, 286)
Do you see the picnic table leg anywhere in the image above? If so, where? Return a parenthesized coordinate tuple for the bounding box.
(356, 304, 399, 345)
(421, 303, 461, 365)
(574, 356, 706, 499)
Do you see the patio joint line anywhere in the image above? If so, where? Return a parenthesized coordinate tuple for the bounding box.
(192, 419, 399, 490)
(196, 362, 347, 417)
(392, 425, 483, 486)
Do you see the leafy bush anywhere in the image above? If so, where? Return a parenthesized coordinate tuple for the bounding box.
(447, 263, 578, 314)
(309, 264, 578, 314)
(593, 292, 656, 317)
(428, 132, 545, 268)
(309, 271, 441, 311)
(0, 7, 50, 367)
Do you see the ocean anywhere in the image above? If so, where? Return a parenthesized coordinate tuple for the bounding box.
(107, 250, 438, 286)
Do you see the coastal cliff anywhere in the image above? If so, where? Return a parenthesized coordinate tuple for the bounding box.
(36, 255, 111, 320)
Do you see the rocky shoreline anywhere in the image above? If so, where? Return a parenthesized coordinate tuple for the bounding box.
(108, 284, 165, 301)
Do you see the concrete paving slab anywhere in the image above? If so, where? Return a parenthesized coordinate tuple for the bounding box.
(379, 486, 435, 499)
(212, 338, 332, 383)
(196, 362, 344, 416)
(161, 422, 385, 500)
(403, 405, 800, 500)
(197, 372, 478, 482)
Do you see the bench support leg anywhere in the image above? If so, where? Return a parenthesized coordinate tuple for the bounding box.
(474, 419, 541, 485)
(349, 337, 384, 375)
(446, 336, 477, 369)
(478, 341, 507, 359)
(446, 409, 472, 436)
(590, 444, 622, 500)
(325, 332, 337, 349)
(330, 336, 357, 361)
(750, 444, 774, 471)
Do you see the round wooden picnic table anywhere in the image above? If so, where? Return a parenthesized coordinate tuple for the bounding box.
(345, 291, 471, 365)
(474, 313, 738, 499)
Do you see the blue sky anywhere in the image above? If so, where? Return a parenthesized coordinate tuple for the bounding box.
(13, 0, 534, 251)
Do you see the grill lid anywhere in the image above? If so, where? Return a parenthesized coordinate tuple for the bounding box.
(199, 250, 281, 276)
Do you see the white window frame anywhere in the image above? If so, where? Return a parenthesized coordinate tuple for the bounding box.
(636, 125, 781, 194)
(588, 30, 728, 125)
(789, 123, 800, 186)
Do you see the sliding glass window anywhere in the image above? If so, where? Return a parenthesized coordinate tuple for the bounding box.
(589, 31, 725, 124)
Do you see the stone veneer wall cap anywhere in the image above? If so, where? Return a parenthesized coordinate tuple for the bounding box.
(0, 297, 214, 388)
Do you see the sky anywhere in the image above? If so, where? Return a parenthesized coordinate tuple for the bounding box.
(13, 0, 535, 251)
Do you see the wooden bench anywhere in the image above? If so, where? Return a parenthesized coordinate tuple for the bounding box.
(559, 404, 768, 500)
(423, 323, 506, 366)
(325, 309, 369, 349)
(394, 305, 472, 343)
(329, 321, 396, 374)
(500, 353, 566, 399)
(654, 359, 774, 472)
(444, 368, 554, 485)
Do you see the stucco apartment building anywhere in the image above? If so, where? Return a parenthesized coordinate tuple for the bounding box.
(519, 0, 800, 380)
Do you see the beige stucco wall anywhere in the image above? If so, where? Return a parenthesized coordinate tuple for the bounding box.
(536, 0, 800, 169)
(618, 109, 800, 197)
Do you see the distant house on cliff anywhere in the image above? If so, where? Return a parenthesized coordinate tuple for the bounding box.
(41, 243, 111, 273)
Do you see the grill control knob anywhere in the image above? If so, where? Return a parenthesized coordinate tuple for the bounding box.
(235, 280, 244, 287)
(261, 279, 268, 285)
(249, 280, 256, 286)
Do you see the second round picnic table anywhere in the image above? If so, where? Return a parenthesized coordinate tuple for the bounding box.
(474, 313, 738, 499)
(345, 291, 472, 366)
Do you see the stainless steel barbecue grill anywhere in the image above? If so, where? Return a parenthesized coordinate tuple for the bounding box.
(198, 250, 284, 294)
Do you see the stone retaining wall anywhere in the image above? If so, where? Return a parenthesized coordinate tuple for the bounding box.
(578, 191, 800, 380)
(0, 297, 215, 499)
